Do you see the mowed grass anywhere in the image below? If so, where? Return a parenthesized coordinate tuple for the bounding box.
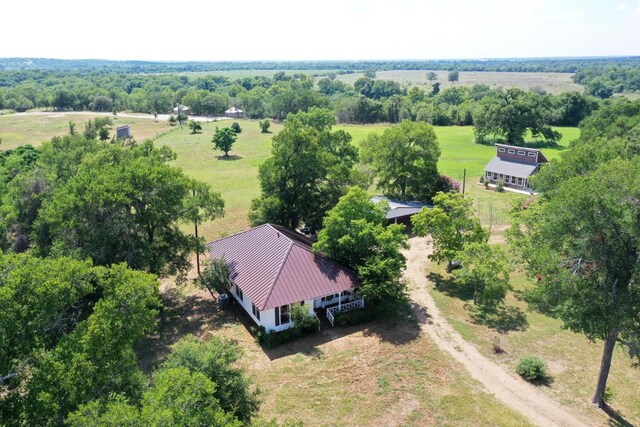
(0, 112, 171, 150)
(0, 113, 579, 242)
(334, 70, 585, 94)
(155, 121, 579, 241)
(145, 286, 531, 427)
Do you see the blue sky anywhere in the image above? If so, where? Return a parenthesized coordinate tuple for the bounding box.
(3, 0, 639, 61)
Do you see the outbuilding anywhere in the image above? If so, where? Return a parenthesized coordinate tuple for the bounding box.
(483, 144, 548, 191)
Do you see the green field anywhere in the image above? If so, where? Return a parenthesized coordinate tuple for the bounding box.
(0, 112, 171, 150)
(159, 121, 578, 241)
(334, 70, 585, 94)
(0, 114, 579, 241)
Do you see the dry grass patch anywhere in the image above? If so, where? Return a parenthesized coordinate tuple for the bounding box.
(334, 70, 584, 94)
(426, 260, 640, 426)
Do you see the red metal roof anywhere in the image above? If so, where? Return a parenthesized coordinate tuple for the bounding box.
(205, 224, 358, 310)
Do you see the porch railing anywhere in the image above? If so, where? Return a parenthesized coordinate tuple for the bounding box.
(326, 298, 365, 326)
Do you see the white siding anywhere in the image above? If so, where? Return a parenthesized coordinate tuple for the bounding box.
(229, 283, 315, 334)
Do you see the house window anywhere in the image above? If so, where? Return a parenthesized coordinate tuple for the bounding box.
(235, 285, 243, 301)
(508, 149, 515, 154)
(493, 172, 498, 180)
(518, 178, 523, 186)
(498, 147, 505, 152)
(252, 303, 260, 320)
(517, 150, 525, 155)
(278, 305, 290, 325)
(486, 171, 491, 178)
(528, 152, 536, 157)
(499, 174, 504, 180)
(511, 176, 517, 184)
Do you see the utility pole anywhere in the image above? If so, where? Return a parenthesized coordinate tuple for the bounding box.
(462, 168, 467, 194)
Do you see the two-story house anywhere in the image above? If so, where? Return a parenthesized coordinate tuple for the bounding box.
(483, 144, 548, 191)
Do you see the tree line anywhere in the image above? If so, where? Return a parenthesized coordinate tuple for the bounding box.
(2, 57, 639, 73)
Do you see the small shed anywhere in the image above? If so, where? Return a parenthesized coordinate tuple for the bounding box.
(172, 105, 190, 115)
(225, 107, 244, 119)
(371, 196, 431, 226)
(116, 125, 131, 139)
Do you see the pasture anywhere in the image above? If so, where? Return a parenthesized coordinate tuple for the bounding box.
(334, 70, 585, 94)
(156, 120, 576, 241)
(0, 114, 579, 241)
(0, 112, 170, 150)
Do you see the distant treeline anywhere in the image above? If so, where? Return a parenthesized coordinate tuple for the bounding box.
(0, 69, 599, 129)
(2, 56, 640, 74)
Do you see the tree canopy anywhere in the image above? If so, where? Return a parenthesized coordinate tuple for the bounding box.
(314, 187, 408, 311)
(212, 127, 238, 157)
(361, 120, 441, 200)
(473, 88, 561, 145)
(249, 108, 363, 230)
(412, 192, 487, 270)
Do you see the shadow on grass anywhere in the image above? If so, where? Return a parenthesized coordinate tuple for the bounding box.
(603, 405, 635, 427)
(135, 287, 237, 373)
(467, 303, 529, 333)
(247, 300, 421, 361)
(215, 154, 242, 161)
(427, 272, 474, 302)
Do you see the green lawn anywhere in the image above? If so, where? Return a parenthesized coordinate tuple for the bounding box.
(0, 113, 170, 150)
(156, 121, 578, 241)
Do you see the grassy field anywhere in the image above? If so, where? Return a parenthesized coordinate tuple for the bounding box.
(0, 112, 171, 150)
(334, 70, 585, 94)
(157, 121, 578, 241)
(0, 114, 578, 241)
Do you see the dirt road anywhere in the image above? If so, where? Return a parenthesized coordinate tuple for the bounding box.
(404, 236, 589, 427)
(11, 111, 229, 123)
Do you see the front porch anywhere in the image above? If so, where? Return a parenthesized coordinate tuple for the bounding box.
(318, 298, 365, 326)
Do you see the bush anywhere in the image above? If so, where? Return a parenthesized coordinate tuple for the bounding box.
(479, 175, 485, 184)
(436, 175, 461, 193)
(333, 306, 375, 327)
(516, 356, 548, 381)
(603, 386, 615, 404)
(496, 179, 505, 192)
(259, 119, 271, 133)
(255, 305, 319, 349)
(231, 122, 242, 133)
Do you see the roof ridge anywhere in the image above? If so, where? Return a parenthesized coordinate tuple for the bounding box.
(206, 223, 272, 246)
(261, 239, 293, 310)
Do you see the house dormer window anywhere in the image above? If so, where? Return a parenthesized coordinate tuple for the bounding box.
(528, 152, 536, 157)
(508, 149, 515, 154)
(498, 147, 505, 152)
(517, 150, 525, 155)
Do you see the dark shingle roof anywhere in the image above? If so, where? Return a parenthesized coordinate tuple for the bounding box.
(205, 224, 357, 310)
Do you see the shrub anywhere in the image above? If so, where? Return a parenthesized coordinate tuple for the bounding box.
(291, 304, 320, 333)
(484, 179, 490, 189)
(496, 179, 505, 192)
(231, 122, 242, 133)
(603, 386, 615, 404)
(333, 306, 375, 327)
(255, 305, 319, 348)
(259, 119, 271, 133)
(479, 176, 485, 184)
(168, 115, 177, 126)
(516, 356, 548, 381)
(436, 175, 462, 193)
(491, 335, 504, 354)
